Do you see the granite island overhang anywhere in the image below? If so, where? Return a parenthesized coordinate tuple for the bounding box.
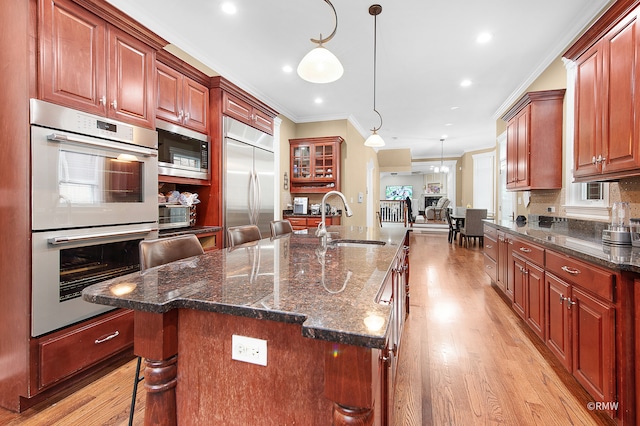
(82, 225, 410, 425)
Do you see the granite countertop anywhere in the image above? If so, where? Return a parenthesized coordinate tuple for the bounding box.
(82, 225, 409, 349)
(485, 218, 640, 273)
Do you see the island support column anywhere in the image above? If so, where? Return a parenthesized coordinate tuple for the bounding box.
(324, 343, 380, 425)
(134, 310, 179, 426)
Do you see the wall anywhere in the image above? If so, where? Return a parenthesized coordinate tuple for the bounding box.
(278, 119, 378, 227)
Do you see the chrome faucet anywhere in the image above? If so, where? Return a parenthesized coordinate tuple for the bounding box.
(316, 190, 353, 248)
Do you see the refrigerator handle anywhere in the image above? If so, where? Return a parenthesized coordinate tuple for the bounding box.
(254, 168, 262, 225)
(248, 170, 255, 225)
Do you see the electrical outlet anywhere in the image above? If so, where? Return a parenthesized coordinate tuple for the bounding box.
(232, 335, 267, 366)
(547, 206, 556, 213)
(358, 192, 364, 203)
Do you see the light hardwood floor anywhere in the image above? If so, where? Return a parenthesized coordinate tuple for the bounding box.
(0, 230, 614, 425)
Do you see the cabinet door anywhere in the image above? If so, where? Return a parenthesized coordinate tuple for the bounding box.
(223, 92, 253, 124)
(291, 144, 311, 179)
(313, 143, 335, 180)
(155, 61, 183, 124)
(512, 255, 526, 320)
(183, 78, 209, 134)
(601, 11, 640, 174)
(546, 273, 572, 370)
(574, 42, 603, 178)
(39, 0, 107, 115)
(571, 286, 615, 403)
(252, 108, 274, 135)
(107, 26, 154, 129)
(506, 120, 518, 187)
(525, 263, 545, 340)
(515, 107, 530, 187)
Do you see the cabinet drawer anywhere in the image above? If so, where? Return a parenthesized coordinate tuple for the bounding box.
(484, 254, 497, 282)
(307, 218, 322, 228)
(546, 250, 614, 302)
(483, 235, 497, 261)
(38, 309, 133, 389)
(483, 224, 498, 240)
(511, 238, 544, 267)
(287, 218, 307, 227)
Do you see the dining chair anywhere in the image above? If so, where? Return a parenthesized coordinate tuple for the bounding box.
(459, 209, 488, 247)
(227, 224, 262, 247)
(445, 208, 459, 244)
(270, 219, 294, 238)
(132, 234, 204, 425)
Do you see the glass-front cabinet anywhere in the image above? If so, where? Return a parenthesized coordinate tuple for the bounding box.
(289, 136, 343, 193)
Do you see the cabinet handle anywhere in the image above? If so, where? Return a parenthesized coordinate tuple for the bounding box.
(110, 99, 117, 110)
(486, 265, 493, 269)
(592, 156, 597, 165)
(184, 112, 190, 121)
(485, 244, 493, 249)
(566, 298, 576, 309)
(178, 110, 184, 119)
(519, 247, 531, 253)
(561, 265, 580, 275)
(99, 95, 106, 106)
(94, 330, 119, 344)
(595, 154, 606, 164)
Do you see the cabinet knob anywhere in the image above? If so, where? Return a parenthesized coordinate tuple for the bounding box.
(178, 110, 184, 119)
(519, 247, 531, 253)
(99, 95, 106, 106)
(559, 294, 567, 304)
(592, 156, 597, 165)
(110, 99, 117, 110)
(566, 297, 576, 309)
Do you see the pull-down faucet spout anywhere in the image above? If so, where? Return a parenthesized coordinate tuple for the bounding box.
(316, 190, 353, 248)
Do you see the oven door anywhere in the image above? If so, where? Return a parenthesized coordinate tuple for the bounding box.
(31, 223, 157, 337)
(31, 125, 158, 231)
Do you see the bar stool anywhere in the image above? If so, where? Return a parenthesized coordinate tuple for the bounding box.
(227, 224, 262, 247)
(130, 234, 204, 425)
(269, 220, 294, 238)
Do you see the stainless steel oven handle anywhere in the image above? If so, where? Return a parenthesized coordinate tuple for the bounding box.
(47, 133, 158, 157)
(48, 228, 157, 245)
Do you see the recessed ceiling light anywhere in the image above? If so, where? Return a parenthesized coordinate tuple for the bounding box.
(441, 134, 448, 139)
(282, 65, 293, 73)
(221, 2, 237, 14)
(314, 98, 323, 104)
(445, 123, 453, 126)
(460, 79, 472, 87)
(476, 32, 493, 43)
(451, 106, 460, 110)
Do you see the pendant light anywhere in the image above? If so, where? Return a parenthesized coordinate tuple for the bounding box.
(434, 138, 449, 173)
(364, 4, 385, 147)
(297, 0, 344, 84)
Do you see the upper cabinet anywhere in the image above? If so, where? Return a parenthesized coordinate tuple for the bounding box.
(222, 92, 274, 135)
(566, 7, 640, 181)
(502, 90, 565, 190)
(39, 0, 160, 129)
(155, 55, 209, 134)
(289, 136, 343, 193)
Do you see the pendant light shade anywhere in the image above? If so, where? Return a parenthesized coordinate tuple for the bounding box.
(365, 5, 384, 147)
(364, 130, 385, 147)
(297, 0, 343, 84)
(297, 45, 343, 84)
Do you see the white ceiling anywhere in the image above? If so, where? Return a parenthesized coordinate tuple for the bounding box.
(107, 0, 613, 161)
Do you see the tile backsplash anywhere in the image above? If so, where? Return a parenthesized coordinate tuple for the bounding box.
(529, 175, 640, 222)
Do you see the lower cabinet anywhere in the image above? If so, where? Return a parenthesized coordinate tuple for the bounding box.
(286, 215, 341, 231)
(545, 250, 615, 407)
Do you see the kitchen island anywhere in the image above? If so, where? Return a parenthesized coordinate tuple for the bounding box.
(82, 226, 410, 425)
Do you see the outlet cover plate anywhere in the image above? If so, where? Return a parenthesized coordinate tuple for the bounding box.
(232, 335, 267, 366)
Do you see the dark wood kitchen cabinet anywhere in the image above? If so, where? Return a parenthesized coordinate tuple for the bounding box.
(501, 90, 565, 190)
(510, 238, 545, 340)
(289, 136, 343, 194)
(566, 2, 640, 181)
(222, 91, 274, 134)
(155, 56, 209, 134)
(39, 0, 159, 129)
(545, 250, 615, 407)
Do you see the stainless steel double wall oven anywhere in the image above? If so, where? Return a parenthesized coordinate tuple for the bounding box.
(30, 99, 159, 337)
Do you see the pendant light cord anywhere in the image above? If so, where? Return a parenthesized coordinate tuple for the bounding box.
(370, 5, 383, 132)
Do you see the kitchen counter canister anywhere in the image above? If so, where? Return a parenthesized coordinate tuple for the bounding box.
(82, 225, 409, 349)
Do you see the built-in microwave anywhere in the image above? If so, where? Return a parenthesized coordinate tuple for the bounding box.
(157, 120, 209, 180)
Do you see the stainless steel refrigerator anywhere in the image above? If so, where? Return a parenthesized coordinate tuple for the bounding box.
(223, 116, 275, 246)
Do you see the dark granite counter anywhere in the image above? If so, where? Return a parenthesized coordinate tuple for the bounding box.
(485, 216, 640, 273)
(82, 225, 409, 349)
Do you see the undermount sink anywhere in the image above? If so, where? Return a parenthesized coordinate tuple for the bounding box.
(330, 239, 386, 247)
